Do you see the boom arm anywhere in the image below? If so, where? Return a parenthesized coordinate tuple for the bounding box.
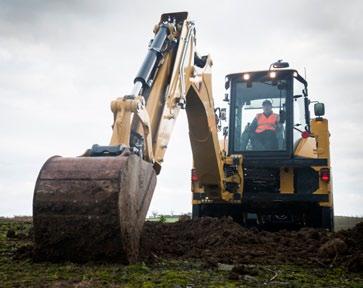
(110, 12, 243, 202)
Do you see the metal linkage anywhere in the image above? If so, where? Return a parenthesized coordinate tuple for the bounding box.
(178, 21, 195, 107)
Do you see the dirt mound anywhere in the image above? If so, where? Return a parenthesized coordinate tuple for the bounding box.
(140, 217, 363, 272)
(24, 216, 363, 272)
(334, 222, 363, 272)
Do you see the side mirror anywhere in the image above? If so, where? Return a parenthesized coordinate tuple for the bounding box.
(314, 102, 325, 117)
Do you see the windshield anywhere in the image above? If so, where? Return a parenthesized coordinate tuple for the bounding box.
(233, 79, 288, 152)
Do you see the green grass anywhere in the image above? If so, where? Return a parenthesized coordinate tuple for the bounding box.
(0, 219, 362, 287)
(146, 216, 179, 223)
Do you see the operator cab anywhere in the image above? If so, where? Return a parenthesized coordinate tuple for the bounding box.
(225, 61, 309, 159)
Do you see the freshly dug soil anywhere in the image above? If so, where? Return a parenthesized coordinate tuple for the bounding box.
(140, 217, 363, 272)
(26, 215, 362, 272)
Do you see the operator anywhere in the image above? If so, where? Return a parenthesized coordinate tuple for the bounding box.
(249, 99, 279, 150)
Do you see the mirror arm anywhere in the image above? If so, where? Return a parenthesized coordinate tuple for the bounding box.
(303, 84, 311, 132)
(293, 126, 305, 133)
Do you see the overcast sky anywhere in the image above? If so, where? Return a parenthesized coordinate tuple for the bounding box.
(0, 0, 362, 217)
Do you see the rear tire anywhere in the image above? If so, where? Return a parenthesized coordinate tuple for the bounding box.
(306, 206, 334, 231)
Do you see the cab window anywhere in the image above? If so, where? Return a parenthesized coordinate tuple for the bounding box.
(233, 79, 288, 152)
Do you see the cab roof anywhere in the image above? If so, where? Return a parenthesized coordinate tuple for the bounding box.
(226, 69, 307, 86)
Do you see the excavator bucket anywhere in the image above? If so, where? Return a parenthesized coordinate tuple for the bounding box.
(33, 154, 156, 263)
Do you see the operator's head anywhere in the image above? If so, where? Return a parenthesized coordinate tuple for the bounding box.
(262, 99, 273, 114)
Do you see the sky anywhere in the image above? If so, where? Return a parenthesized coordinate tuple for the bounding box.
(0, 0, 362, 216)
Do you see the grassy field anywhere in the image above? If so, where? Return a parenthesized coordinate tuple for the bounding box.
(0, 217, 362, 287)
(334, 216, 363, 231)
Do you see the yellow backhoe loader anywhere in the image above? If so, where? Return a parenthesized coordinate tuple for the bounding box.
(33, 12, 333, 263)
